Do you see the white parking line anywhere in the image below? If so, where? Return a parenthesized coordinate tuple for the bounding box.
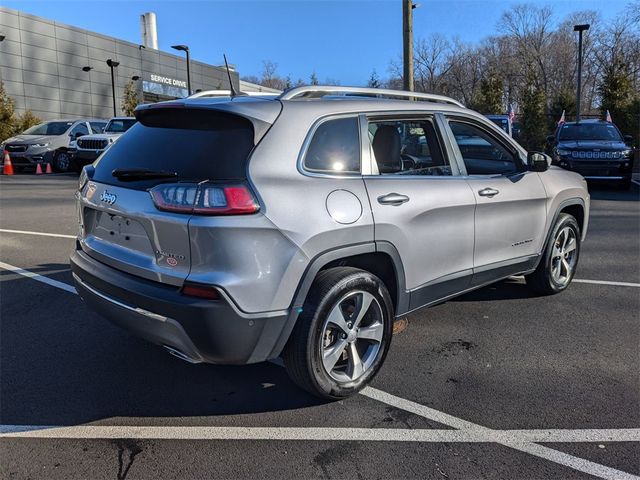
(362, 388, 640, 480)
(1, 261, 639, 480)
(0, 228, 76, 239)
(573, 279, 640, 288)
(0, 261, 77, 294)
(1, 425, 639, 443)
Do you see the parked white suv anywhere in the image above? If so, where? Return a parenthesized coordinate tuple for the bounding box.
(73, 117, 136, 170)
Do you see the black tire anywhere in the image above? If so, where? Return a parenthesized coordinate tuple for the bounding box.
(283, 267, 394, 400)
(526, 213, 580, 295)
(52, 150, 72, 173)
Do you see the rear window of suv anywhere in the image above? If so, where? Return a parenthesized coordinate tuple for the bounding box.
(92, 108, 255, 190)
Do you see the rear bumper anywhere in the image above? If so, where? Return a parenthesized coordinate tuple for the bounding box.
(70, 248, 290, 365)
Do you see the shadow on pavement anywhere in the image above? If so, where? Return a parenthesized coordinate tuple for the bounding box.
(588, 182, 639, 201)
(452, 278, 538, 302)
(0, 267, 325, 427)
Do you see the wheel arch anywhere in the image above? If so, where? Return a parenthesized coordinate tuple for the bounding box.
(537, 198, 586, 268)
(268, 242, 408, 359)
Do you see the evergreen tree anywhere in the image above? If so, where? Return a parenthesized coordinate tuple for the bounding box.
(14, 110, 41, 134)
(0, 81, 17, 142)
(367, 69, 381, 88)
(598, 60, 637, 140)
(519, 77, 547, 151)
(548, 89, 576, 131)
(472, 72, 504, 114)
(121, 80, 141, 116)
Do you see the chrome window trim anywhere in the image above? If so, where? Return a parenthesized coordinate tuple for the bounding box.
(297, 113, 363, 179)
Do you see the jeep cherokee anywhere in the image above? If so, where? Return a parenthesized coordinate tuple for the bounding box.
(70, 86, 590, 399)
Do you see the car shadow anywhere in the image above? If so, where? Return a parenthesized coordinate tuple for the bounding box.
(0, 267, 325, 427)
(588, 182, 639, 201)
(452, 277, 538, 302)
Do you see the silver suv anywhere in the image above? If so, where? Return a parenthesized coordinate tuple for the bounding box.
(1, 119, 107, 172)
(70, 86, 590, 399)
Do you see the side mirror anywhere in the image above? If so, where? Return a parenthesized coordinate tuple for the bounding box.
(546, 135, 555, 143)
(623, 134, 633, 144)
(528, 151, 550, 172)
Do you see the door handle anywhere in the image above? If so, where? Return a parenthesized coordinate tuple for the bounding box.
(478, 188, 499, 198)
(377, 193, 410, 206)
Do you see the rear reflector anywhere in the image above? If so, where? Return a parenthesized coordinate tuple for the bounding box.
(182, 284, 220, 300)
(150, 182, 259, 215)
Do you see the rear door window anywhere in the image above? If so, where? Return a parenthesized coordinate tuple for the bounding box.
(92, 109, 255, 190)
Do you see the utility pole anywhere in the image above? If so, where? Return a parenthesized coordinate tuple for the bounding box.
(574, 24, 590, 123)
(402, 0, 414, 92)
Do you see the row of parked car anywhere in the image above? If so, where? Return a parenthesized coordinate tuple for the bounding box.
(0, 116, 136, 173)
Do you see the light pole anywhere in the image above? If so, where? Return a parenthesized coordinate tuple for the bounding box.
(82, 66, 94, 117)
(106, 58, 120, 116)
(171, 44, 191, 96)
(402, 2, 421, 92)
(574, 24, 590, 123)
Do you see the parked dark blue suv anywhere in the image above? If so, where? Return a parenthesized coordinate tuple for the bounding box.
(548, 120, 634, 189)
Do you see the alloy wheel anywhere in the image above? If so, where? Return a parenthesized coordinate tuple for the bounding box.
(551, 226, 577, 286)
(320, 290, 384, 383)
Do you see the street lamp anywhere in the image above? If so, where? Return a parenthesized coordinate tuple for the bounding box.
(574, 24, 590, 123)
(82, 66, 92, 72)
(171, 44, 191, 96)
(131, 75, 140, 81)
(106, 58, 120, 116)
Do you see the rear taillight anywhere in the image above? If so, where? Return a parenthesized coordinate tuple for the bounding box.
(150, 182, 259, 215)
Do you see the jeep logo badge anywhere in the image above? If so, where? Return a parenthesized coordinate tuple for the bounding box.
(100, 190, 117, 205)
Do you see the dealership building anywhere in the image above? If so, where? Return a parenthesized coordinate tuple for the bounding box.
(0, 7, 275, 121)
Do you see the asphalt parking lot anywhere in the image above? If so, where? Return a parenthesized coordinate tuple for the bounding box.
(0, 173, 638, 480)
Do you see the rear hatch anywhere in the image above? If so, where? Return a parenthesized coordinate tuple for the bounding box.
(78, 103, 274, 286)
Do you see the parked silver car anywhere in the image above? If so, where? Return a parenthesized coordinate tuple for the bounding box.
(70, 86, 590, 399)
(1, 119, 107, 172)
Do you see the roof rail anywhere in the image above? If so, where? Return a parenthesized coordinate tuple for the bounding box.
(188, 90, 278, 98)
(279, 86, 465, 108)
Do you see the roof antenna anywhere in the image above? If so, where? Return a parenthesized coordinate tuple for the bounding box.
(223, 54, 241, 97)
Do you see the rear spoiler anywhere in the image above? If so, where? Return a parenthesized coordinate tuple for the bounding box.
(134, 101, 282, 144)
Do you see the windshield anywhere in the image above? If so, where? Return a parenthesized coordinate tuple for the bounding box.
(488, 118, 509, 133)
(105, 119, 137, 133)
(558, 123, 623, 142)
(23, 121, 73, 136)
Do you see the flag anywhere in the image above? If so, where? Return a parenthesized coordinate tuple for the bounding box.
(508, 104, 515, 122)
(557, 110, 565, 125)
(605, 110, 612, 122)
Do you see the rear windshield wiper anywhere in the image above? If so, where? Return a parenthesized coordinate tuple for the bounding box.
(112, 168, 178, 181)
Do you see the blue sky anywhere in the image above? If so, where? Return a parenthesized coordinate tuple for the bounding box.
(3, 0, 629, 85)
